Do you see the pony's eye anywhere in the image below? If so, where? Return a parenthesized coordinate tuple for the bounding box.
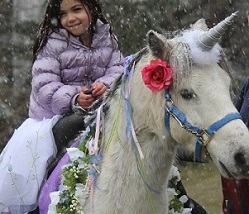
(180, 89, 197, 100)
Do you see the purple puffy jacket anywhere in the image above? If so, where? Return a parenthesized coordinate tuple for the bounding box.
(29, 20, 124, 120)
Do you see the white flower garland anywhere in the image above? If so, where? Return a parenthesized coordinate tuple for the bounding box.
(48, 146, 92, 214)
(167, 165, 192, 214)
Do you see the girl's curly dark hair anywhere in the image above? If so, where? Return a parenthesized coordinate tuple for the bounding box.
(32, 0, 108, 62)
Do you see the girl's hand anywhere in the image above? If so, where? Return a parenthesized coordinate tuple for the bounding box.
(76, 87, 95, 109)
(76, 83, 107, 109)
(91, 82, 107, 98)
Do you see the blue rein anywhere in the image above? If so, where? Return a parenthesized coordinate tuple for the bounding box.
(164, 89, 242, 162)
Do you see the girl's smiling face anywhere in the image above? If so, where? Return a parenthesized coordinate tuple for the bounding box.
(59, 0, 92, 38)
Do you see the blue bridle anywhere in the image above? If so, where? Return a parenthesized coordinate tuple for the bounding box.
(164, 89, 242, 162)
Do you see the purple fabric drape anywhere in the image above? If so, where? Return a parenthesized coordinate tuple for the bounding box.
(38, 140, 79, 213)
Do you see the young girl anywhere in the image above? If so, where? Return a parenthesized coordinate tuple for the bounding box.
(0, 0, 124, 213)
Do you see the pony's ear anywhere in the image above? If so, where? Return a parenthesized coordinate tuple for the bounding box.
(190, 18, 209, 31)
(147, 30, 172, 61)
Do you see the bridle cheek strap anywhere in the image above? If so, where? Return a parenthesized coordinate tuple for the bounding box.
(164, 89, 242, 162)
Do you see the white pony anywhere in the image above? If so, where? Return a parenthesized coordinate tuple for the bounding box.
(43, 12, 249, 214)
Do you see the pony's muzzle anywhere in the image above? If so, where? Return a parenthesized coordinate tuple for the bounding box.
(219, 151, 249, 179)
(234, 152, 249, 175)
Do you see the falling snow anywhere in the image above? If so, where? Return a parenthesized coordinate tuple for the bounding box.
(0, 0, 249, 213)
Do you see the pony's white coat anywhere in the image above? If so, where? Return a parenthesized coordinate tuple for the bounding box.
(83, 21, 249, 214)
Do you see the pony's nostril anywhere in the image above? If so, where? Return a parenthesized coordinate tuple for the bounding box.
(234, 152, 246, 167)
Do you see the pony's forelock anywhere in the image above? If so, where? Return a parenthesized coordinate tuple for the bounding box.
(168, 41, 192, 89)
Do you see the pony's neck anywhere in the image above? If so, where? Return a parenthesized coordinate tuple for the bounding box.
(91, 127, 176, 213)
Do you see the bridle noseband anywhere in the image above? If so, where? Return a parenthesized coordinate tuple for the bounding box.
(164, 89, 242, 162)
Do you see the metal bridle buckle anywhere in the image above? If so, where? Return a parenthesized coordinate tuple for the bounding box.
(165, 98, 174, 108)
(198, 129, 214, 146)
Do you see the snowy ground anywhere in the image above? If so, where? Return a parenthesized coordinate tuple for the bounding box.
(179, 162, 223, 214)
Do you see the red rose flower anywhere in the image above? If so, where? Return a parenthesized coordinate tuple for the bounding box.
(141, 59, 173, 92)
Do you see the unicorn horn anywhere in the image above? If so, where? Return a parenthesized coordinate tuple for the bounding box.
(197, 11, 239, 51)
